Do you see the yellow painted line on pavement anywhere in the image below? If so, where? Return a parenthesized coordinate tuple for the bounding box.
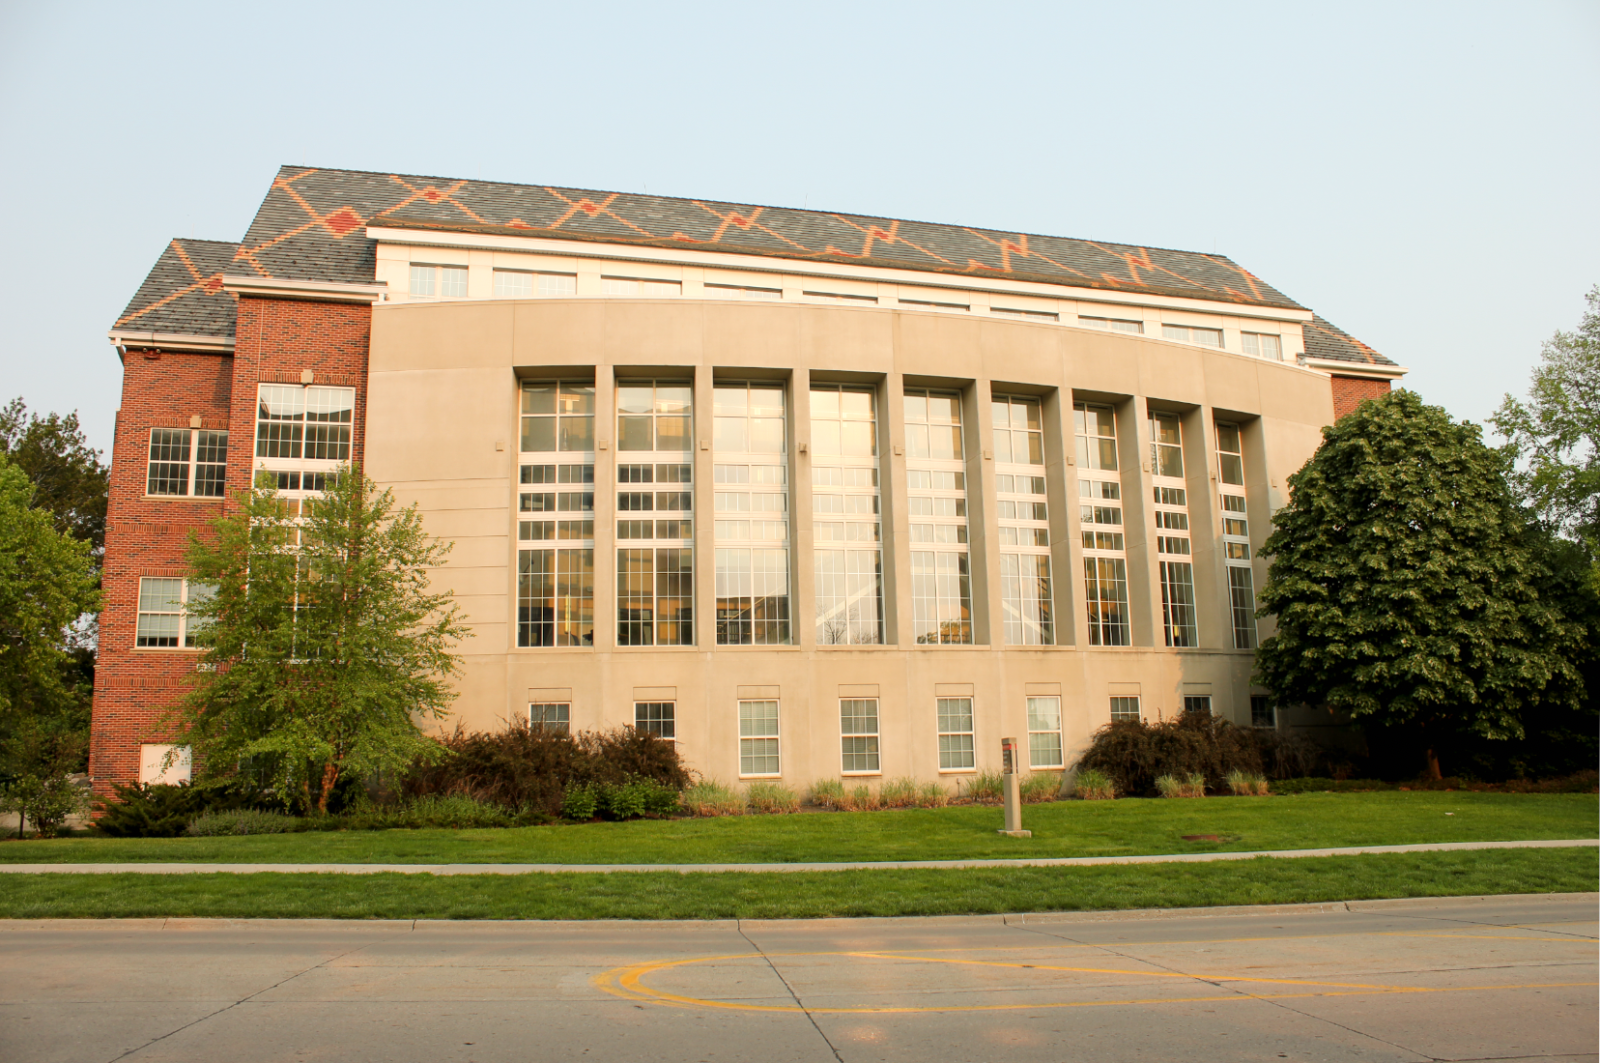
(593, 948, 1598, 1014)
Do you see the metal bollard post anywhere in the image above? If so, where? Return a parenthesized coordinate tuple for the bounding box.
(997, 737, 1032, 838)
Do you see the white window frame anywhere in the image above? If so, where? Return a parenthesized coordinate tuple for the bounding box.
(1109, 696, 1141, 723)
(145, 428, 229, 498)
(135, 577, 214, 650)
(409, 263, 468, 298)
(529, 702, 570, 733)
(1241, 332, 1283, 360)
(1078, 316, 1144, 334)
(634, 701, 676, 744)
(840, 698, 881, 775)
(602, 276, 681, 297)
(739, 699, 782, 777)
(139, 743, 192, 785)
(937, 696, 975, 772)
(1161, 323, 1224, 348)
(1026, 696, 1063, 769)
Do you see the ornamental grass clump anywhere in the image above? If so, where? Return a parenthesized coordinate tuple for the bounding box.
(1020, 773, 1062, 803)
(185, 809, 300, 836)
(681, 779, 744, 817)
(1073, 768, 1116, 800)
(745, 781, 800, 814)
(808, 779, 846, 809)
(1226, 770, 1270, 796)
(880, 777, 920, 808)
(1156, 772, 1207, 798)
(840, 785, 882, 812)
(963, 770, 1005, 804)
(916, 782, 950, 808)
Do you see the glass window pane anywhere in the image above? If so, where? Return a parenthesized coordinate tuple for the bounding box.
(521, 417, 557, 453)
(522, 385, 556, 415)
(617, 386, 653, 415)
(617, 416, 653, 451)
(559, 416, 594, 452)
(559, 384, 594, 416)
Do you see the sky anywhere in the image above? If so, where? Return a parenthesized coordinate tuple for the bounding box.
(1, 1, 1595, 456)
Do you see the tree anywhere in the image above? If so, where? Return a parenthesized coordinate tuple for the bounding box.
(0, 455, 100, 805)
(0, 398, 110, 556)
(1491, 286, 1600, 583)
(173, 467, 471, 813)
(1253, 390, 1584, 778)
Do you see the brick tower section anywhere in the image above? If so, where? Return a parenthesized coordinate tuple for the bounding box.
(88, 295, 371, 797)
(1331, 376, 1391, 420)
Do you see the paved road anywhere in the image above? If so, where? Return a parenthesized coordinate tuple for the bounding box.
(2, 837, 1593, 874)
(3, 894, 1595, 1062)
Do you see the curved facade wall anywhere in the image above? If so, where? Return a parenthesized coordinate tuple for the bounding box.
(365, 295, 1332, 786)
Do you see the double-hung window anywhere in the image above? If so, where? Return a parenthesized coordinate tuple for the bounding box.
(1026, 696, 1063, 768)
(739, 700, 781, 775)
(1150, 410, 1197, 648)
(635, 701, 676, 742)
(840, 699, 880, 773)
(135, 577, 214, 649)
(146, 428, 228, 497)
(1241, 332, 1283, 360)
(937, 697, 975, 770)
(1109, 696, 1141, 722)
(529, 702, 570, 732)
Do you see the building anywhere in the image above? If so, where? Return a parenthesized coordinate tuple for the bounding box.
(94, 165, 1405, 793)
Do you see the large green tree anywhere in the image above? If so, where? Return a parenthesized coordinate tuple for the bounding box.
(1254, 390, 1584, 778)
(0, 398, 110, 555)
(174, 467, 470, 812)
(0, 455, 101, 784)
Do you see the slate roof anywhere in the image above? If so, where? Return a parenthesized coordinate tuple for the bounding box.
(113, 239, 239, 337)
(110, 166, 1396, 371)
(1302, 314, 1397, 367)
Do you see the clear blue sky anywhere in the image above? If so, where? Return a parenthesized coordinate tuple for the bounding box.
(2, 1, 1595, 455)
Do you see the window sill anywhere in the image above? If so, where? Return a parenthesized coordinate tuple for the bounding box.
(841, 771, 882, 778)
(141, 494, 225, 503)
(130, 647, 201, 654)
(738, 774, 783, 781)
(937, 768, 978, 775)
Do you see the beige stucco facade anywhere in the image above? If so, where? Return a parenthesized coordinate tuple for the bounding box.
(365, 268, 1334, 788)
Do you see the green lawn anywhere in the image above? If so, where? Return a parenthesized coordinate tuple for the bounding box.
(3, 792, 1594, 865)
(0, 849, 1592, 920)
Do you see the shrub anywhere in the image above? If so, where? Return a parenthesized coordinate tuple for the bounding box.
(879, 777, 919, 808)
(401, 794, 516, 829)
(808, 779, 845, 809)
(1073, 711, 1343, 797)
(404, 722, 689, 820)
(1073, 768, 1116, 800)
(1, 773, 88, 838)
(916, 782, 950, 808)
(840, 785, 881, 812)
(94, 780, 261, 838)
(1020, 773, 1062, 803)
(962, 770, 1004, 804)
(746, 781, 800, 814)
(561, 784, 600, 821)
(185, 810, 299, 836)
(682, 779, 744, 817)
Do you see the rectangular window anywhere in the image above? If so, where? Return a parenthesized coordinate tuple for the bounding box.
(840, 698, 881, 773)
(1250, 694, 1275, 728)
(898, 295, 969, 311)
(1183, 695, 1212, 717)
(1216, 422, 1245, 486)
(617, 547, 693, 647)
(813, 384, 884, 645)
(1109, 696, 1141, 722)
(521, 380, 595, 454)
(1161, 324, 1224, 347)
(738, 699, 781, 775)
(1074, 401, 1118, 471)
(254, 384, 353, 505)
(135, 577, 214, 649)
(1079, 316, 1144, 334)
(1149, 410, 1184, 478)
(518, 387, 595, 652)
(603, 276, 681, 297)
(1083, 557, 1130, 646)
(804, 290, 878, 304)
(517, 547, 594, 647)
(1241, 332, 1283, 360)
(1027, 696, 1063, 768)
(635, 701, 675, 742)
(409, 264, 467, 297)
(905, 388, 971, 644)
(493, 270, 532, 298)
(937, 697, 976, 770)
(616, 381, 694, 647)
(529, 702, 570, 732)
(146, 429, 229, 498)
(1229, 566, 1258, 650)
(1160, 560, 1198, 647)
(992, 306, 1059, 323)
(995, 393, 1052, 646)
(716, 383, 790, 645)
(706, 283, 782, 300)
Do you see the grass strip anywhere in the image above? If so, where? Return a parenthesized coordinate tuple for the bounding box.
(1, 849, 1592, 921)
(6, 792, 1595, 866)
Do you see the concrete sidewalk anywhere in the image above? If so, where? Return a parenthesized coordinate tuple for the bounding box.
(0, 837, 1592, 874)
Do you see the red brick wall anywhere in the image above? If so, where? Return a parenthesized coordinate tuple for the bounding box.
(91, 350, 235, 793)
(1331, 375, 1391, 420)
(90, 296, 372, 796)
